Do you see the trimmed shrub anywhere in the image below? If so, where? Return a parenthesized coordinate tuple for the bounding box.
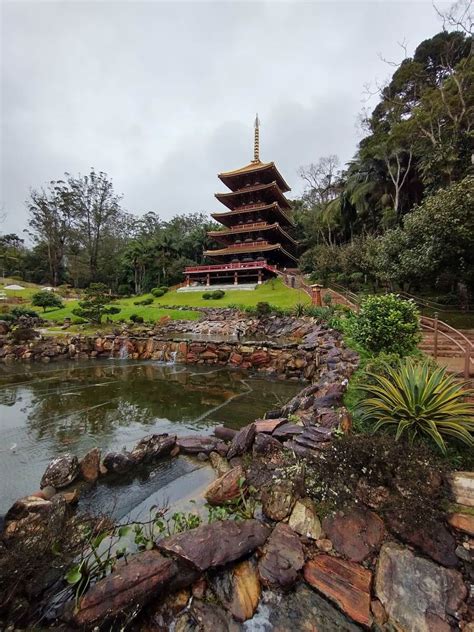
(130, 314, 144, 323)
(159, 286, 169, 293)
(349, 293, 421, 356)
(31, 290, 64, 312)
(211, 290, 225, 299)
(151, 288, 165, 297)
(255, 301, 272, 317)
(133, 297, 154, 306)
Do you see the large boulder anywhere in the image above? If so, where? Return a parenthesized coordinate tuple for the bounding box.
(158, 519, 270, 573)
(204, 466, 244, 506)
(131, 433, 176, 463)
(258, 523, 304, 590)
(227, 423, 256, 459)
(40, 454, 79, 489)
(73, 551, 177, 627)
(79, 447, 101, 482)
(251, 583, 363, 632)
(102, 451, 136, 474)
(323, 508, 385, 563)
(304, 555, 372, 628)
(288, 498, 322, 540)
(375, 542, 467, 632)
(5, 496, 53, 523)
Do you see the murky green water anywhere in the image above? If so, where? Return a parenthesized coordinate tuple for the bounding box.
(0, 360, 299, 517)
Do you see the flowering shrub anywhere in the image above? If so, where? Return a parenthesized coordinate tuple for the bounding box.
(349, 293, 420, 355)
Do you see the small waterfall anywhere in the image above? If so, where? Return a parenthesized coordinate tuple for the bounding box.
(170, 350, 178, 364)
(119, 339, 129, 360)
(109, 339, 115, 359)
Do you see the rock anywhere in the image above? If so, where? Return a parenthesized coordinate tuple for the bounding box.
(253, 432, 282, 455)
(40, 454, 79, 489)
(304, 555, 372, 628)
(102, 451, 136, 474)
(254, 418, 286, 434)
(209, 451, 231, 478)
(258, 523, 304, 590)
(177, 436, 219, 455)
(192, 577, 207, 600)
(371, 599, 387, 626)
(316, 538, 333, 552)
(272, 423, 303, 439)
(387, 513, 458, 567)
(79, 447, 101, 482)
(205, 466, 244, 505)
(5, 496, 53, 523)
(376, 542, 467, 632)
(31, 485, 56, 500)
(184, 600, 241, 632)
(131, 434, 176, 463)
(214, 426, 238, 441)
(449, 472, 474, 507)
(262, 481, 297, 522)
(0, 320, 10, 335)
(227, 423, 256, 459)
(210, 559, 261, 622)
(448, 512, 474, 537)
(323, 508, 385, 563)
(158, 519, 270, 573)
(59, 489, 80, 504)
(288, 498, 321, 540)
(73, 551, 177, 627)
(251, 583, 363, 632)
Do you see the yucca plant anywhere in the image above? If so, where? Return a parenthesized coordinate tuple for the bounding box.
(358, 358, 474, 454)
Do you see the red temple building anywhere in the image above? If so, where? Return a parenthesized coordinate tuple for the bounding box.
(183, 116, 298, 289)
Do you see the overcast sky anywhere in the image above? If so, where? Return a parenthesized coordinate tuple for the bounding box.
(1, 0, 449, 234)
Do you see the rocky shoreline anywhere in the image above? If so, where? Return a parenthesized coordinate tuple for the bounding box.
(1, 315, 473, 631)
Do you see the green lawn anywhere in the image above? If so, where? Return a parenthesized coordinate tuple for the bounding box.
(152, 278, 310, 309)
(1, 277, 308, 326)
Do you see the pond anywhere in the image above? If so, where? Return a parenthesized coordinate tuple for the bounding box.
(0, 360, 300, 518)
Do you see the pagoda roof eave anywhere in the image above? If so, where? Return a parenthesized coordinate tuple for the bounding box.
(215, 181, 291, 211)
(207, 222, 297, 246)
(218, 160, 291, 193)
(211, 202, 295, 228)
(203, 243, 298, 264)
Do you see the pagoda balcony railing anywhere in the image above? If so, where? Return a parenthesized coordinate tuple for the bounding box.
(185, 261, 277, 273)
(227, 240, 270, 249)
(229, 221, 268, 230)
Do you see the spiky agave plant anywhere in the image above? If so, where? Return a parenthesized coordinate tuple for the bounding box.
(358, 358, 474, 454)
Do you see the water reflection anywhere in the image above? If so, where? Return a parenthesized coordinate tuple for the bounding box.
(0, 361, 299, 514)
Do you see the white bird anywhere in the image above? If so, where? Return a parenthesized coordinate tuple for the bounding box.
(10, 443, 17, 452)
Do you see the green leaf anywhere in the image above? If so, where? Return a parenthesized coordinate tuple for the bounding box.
(66, 567, 83, 585)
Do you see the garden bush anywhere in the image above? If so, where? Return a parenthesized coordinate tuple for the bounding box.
(211, 289, 225, 299)
(349, 293, 420, 355)
(11, 306, 40, 319)
(159, 286, 169, 293)
(151, 288, 165, 297)
(133, 297, 154, 305)
(31, 290, 64, 312)
(358, 358, 474, 454)
(202, 292, 212, 300)
(130, 314, 144, 323)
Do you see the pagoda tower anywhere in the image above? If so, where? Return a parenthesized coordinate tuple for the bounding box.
(184, 116, 298, 288)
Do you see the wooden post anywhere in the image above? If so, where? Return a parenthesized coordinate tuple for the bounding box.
(433, 312, 438, 361)
(234, 271, 238, 286)
(206, 273, 210, 287)
(258, 270, 262, 285)
(464, 347, 471, 379)
(185, 275, 190, 287)
(311, 284, 322, 306)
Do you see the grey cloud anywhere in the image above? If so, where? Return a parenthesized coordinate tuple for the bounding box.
(1, 0, 449, 232)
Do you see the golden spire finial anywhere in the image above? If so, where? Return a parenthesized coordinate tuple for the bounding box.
(253, 113, 260, 162)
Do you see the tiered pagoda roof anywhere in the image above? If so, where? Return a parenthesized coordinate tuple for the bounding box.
(185, 116, 298, 285)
